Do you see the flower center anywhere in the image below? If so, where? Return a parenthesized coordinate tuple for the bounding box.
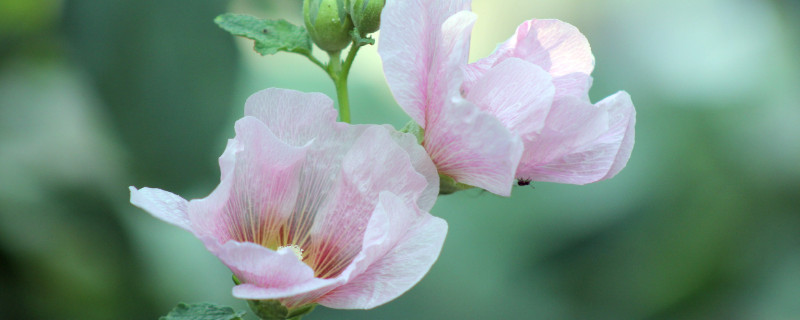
(278, 244, 305, 260)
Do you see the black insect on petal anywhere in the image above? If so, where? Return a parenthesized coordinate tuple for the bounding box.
(517, 179, 531, 186)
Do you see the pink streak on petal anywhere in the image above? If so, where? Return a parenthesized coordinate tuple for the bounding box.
(129, 186, 191, 231)
(464, 58, 555, 138)
(425, 98, 522, 196)
(379, 0, 472, 127)
(305, 127, 429, 279)
(319, 192, 447, 309)
(189, 116, 308, 245)
(209, 240, 341, 305)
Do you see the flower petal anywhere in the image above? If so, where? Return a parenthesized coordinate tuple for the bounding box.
(517, 91, 635, 184)
(464, 19, 594, 101)
(386, 127, 439, 211)
(208, 240, 341, 305)
(129, 186, 190, 231)
(188, 116, 308, 246)
(379, 0, 473, 127)
(304, 127, 430, 279)
(464, 57, 555, 138)
(425, 97, 523, 196)
(319, 192, 447, 309)
(243, 88, 339, 147)
(596, 91, 636, 180)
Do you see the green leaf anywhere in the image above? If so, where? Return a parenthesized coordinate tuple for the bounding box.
(160, 302, 246, 320)
(215, 13, 312, 56)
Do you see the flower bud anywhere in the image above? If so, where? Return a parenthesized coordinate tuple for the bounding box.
(348, 0, 385, 35)
(304, 0, 354, 52)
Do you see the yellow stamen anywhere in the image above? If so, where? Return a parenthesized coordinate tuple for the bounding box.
(279, 244, 305, 260)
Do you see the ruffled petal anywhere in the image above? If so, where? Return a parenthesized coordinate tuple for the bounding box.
(129, 186, 190, 231)
(385, 127, 439, 211)
(208, 240, 341, 305)
(464, 19, 594, 101)
(425, 97, 523, 196)
(243, 88, 339, 147)
(319, 192, 447, 309)
(596, 91, 636, 180)
(517, 91, 635, 184)
(189, 116, 308, 246)
(379, 0, 473, 127)
(304, 127, 429, 279)
(464, 58, 555, 138)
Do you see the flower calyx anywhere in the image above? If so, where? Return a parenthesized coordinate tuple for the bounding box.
(233, 274, 316, 320)
(247, 299, 316, 320)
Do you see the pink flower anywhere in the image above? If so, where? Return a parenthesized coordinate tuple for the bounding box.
(130, 88, 447, 310)
(379, 0, 636, 195)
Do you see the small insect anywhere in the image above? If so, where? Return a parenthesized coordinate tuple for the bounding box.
(517, 179, 534, 188)
(262, 28, 269, 34)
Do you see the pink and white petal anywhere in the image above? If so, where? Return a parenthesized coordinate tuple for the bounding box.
(189, 116, 308, 245)
(208, 240, 341, 302)
(464, 19, 594, 97)
(596, 91, 636, 180)
(379, 0, 472, 127)
(183, 138, 241, 242)
(464, 58, 554, 138)
(427, 11, 478, 119)
(499, 19, 594, 77)
(304, 127, 430, 277)
(319, 192, 447, 309)
(425, 98, 523, 196)
(244, 88, 339, 147)
(340, 126, 429, 210)
(386, 127, 440, 211)
(553, 73, 593, 102)
(516, 96, 607, 182)
(129, 187, 191, 231)
(517, 92, 635, 184)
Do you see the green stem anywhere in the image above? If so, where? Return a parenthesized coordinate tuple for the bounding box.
(311, 41, 364, 124)
(304, 53, 327, 71)
(326, 50, 351, 123)
(334, 75, 351, 123)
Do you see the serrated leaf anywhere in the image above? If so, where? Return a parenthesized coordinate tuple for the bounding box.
(160, 302, 246, 320)
(215, 13, 312, 56)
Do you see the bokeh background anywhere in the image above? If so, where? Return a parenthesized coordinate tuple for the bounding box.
(1, 0, 799, 319)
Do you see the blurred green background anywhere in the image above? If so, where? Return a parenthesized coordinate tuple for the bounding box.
(1, 0, 799, 319)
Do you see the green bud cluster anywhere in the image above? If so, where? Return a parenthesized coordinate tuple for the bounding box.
(303, 0, 385, 52)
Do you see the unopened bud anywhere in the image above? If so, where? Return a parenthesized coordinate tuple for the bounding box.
(304, 0, 354, 52)
(349, 0, 385, 35)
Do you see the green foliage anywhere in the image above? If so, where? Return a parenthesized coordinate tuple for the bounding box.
(247, 300, 316, 320)
(215, 13, 312, 56)
(161, 302, 246, 320)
